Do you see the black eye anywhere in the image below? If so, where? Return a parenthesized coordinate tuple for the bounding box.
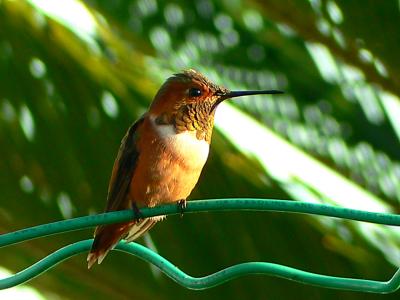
(188, 88, 202, 97)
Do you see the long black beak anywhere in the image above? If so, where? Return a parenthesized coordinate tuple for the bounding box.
(222, 89, 284, 100)
(212, 89, 283, 111)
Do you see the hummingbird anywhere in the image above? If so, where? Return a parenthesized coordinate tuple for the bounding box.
(87, 69, 282, 268)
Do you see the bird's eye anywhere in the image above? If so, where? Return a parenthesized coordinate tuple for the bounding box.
(188, 88, 202, 97)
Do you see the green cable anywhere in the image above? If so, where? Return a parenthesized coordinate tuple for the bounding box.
(1, 239, 400, 292)
(0, 199, 400, 293)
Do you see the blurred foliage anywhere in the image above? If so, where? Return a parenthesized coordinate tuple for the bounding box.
(1, 0, 400, 299)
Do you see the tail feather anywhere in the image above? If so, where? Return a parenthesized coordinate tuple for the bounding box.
(87, 222, 134, 269)
(125, 218, 157, 242)
(125, 216, 165, 242)
(87, 217, 164, 268)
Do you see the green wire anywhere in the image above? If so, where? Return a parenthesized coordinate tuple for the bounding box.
(1, 199, 400, 293)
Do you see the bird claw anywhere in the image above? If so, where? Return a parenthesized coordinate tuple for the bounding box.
(177, 199, 187, 218)
(132, 203, 144, 221)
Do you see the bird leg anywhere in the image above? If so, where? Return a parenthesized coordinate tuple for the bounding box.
(131, 203, 143, 222)
(177, 199, 187, 218)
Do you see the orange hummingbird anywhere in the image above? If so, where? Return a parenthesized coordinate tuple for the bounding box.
(87, 69, 282, 268)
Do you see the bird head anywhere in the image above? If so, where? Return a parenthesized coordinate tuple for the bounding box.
(149, 69, 283, 141)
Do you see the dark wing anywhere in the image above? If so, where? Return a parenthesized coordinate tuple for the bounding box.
(87, 116, 145, 268)
(104, 115, 144, 212)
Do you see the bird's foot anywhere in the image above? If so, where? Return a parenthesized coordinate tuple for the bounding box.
(177, 199, 187, 218)
(132, 203, 144, 221)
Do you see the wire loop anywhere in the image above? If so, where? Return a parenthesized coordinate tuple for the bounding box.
(1, 199, 399, 293)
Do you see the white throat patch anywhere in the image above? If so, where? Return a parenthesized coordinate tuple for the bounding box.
(149, 114, 210, 166)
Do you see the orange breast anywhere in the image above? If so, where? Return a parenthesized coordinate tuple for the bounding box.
(129, 116, 210, 207)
